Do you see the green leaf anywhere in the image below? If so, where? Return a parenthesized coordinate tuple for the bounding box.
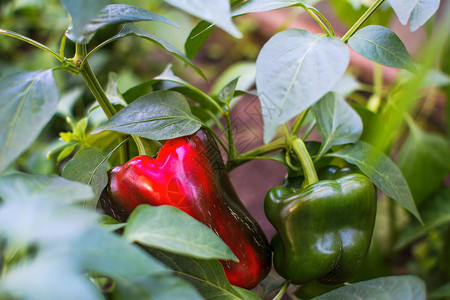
(71, 228, 169, 280)
(165, 0, 241, 38)
(331, 73, 361, 97)
(326, 141, 421, 221)
(234, 286, 261, 300)
(218, 77, 239, 107)
(124, 205, 238, 261)
(88, 23, 205, 79)
(0, 254, 101, 300)
(60, 0, 109, 43)
(312, 275, 426, 300)
(396, 121, 450, 206)
(312, 93, 362, 159)
(62, 147, 110, 209)
(348, 25, 416, 72)
(111, 274, 203, 300)
(395, 188, 450, 250)
(429, 282, 450, 299)
(210, 62, 256, 96)
(185, 20, 215, 59)
(232, 0, 312, 17)
(148, 249, 244, 299)
(256, 29, 349, 143)
(389, 0, 440, 31)
(0, 70, 60, 174)
(66, 4, 178, 44)
(92, 90, 202, 140)
(0, 173, 93, 205)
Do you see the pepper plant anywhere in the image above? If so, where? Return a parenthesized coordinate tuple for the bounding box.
(0, 0, 449, 299)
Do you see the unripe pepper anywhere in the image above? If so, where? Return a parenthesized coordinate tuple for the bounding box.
(100, 128, 271, 289)
(265, 166, 376, 285)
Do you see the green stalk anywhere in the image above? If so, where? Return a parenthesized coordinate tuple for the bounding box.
(289, 109, 309, 136)
(225, 112, 237, 159)
(291, 137, 318, 187)
(272, 281, 290, 300)
(305, 8, 333, 36)
(227, 137, 286, 170)
(341, 0, 385, 43)
(0, 29, 62, 61)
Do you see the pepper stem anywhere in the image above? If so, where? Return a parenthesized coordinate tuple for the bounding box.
(291, 137, 318, 187)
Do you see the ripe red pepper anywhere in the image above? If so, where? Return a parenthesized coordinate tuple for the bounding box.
(100, 128, 271, 289)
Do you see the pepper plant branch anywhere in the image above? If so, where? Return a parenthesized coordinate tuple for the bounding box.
(272, 281, 290, 300)
(227, 137, 286, 171)
(0, 29, 62, 61)
(289, 109, 309, 136)
(305, 8, 333, 36)
(291, 137, 318, 187)
(341, 0, 385, 43)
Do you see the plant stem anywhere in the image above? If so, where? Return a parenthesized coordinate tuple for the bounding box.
(289, 109, 309, 136)
(291, 137, 318, 186)
(305, 8, 333, 36)
(273, 281, 290, 300)
(227, 137, 286, 170)
(78, 46, 117, 119)
(341, 0, 385, 43)
(225, 112, 237, 159)
(0, 29, 62, 61)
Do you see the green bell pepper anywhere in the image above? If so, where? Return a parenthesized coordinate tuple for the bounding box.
(265, 163, 377, 285)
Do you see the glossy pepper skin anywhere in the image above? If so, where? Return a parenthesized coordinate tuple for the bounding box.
(265, 169, 376, 285)
(100, 128, 271, 289)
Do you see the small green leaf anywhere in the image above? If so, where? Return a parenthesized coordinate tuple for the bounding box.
(165, 0, 241, 38)
(148, 249, 244, 299)
(256, 29, 349, 142)
(210, 62, 256, 96)
(185, 20, 215, 59)
(124, 205, 238, 261)
(0, 70, 60, 174)
(348, 25, 416, 72)
(62, 147, 110, 208)
(66, 4, 178, 44)
(312, 93, 362, 159)
(92, 90, 202, 140)
(218, 77, 239, 107)
(312, 275, 426, 300)
(388, 0, 440, 31)
(88, 23, 205, 79)
(326, 141, 421, 221)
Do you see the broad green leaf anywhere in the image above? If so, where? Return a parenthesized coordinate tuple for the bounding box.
(0, 173, 93, 205)
(185, 20, 215, 59)
(71, 228, 169, 280)
(326, 141, 421, 221)
(396, 121, 450, 206)
(312, 275, 426, 300)
(0, 254, 101, 300)
(60, 0, 109, 43)
(388, 0, 440, 31)
(164, 0, 241, 38)
(312, 93, 362, 159)
(87, 23, 205, 79)
(256, 29, 349, 143)
(124, 205, 238, 261)
(331, 73, 361, 97)
(232, 0, 313, 16)
(395, 189, 450, 250)
(148, 249, 244, 299)
(62, 147, 110, 209)
(92, 90, 202, 140)
(348, 25, 416, 72)
(0, 70, 59, 174)
(66, 4, 177, 44)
